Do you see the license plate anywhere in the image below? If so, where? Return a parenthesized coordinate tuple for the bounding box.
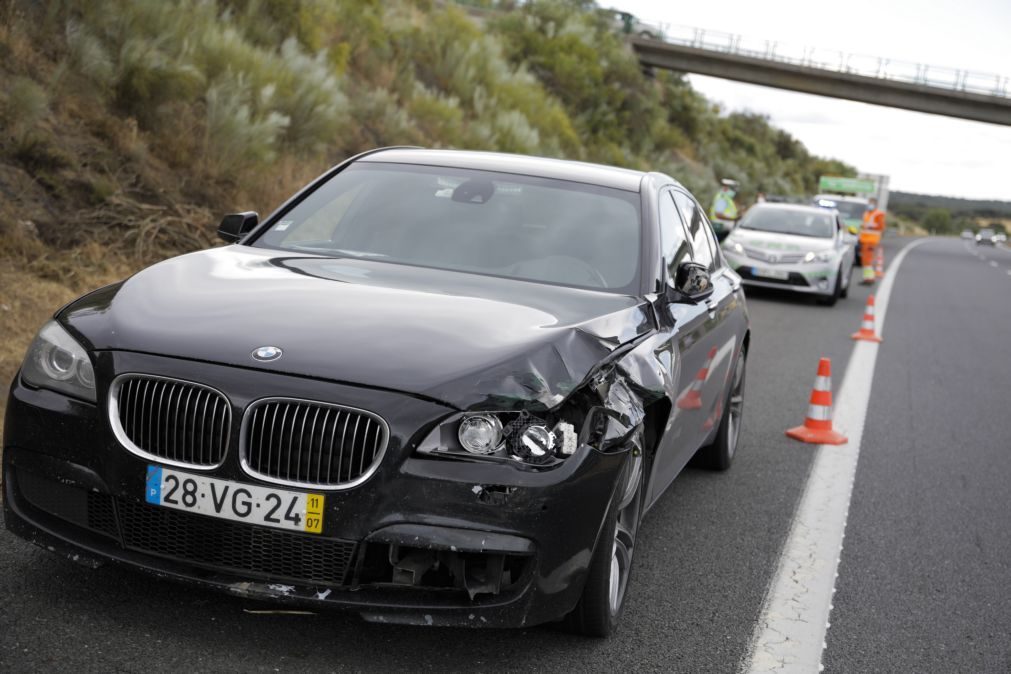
(751, 266, 790, 280)
(145, 465, 324, 534)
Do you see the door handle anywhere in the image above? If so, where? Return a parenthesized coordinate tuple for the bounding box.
(705, 299, 718, 316)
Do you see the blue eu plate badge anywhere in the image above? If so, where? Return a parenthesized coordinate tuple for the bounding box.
(146, 465, 163, 504)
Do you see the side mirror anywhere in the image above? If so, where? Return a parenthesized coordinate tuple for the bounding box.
(667, 261, 714, 303)
(217, 212, 259, 243)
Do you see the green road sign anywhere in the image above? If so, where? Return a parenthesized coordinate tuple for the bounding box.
(819, 176, 876, 194)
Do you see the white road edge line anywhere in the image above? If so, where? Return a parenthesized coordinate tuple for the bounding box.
(740, 237, 934, 674)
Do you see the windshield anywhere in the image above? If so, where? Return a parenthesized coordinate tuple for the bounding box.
(834, 201, 868, 220)
(252, 163, 642, 293)
(739, 207, 836, 238)
(815, 197, 867, 220)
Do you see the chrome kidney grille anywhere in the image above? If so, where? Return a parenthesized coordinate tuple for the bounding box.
(242, 399, 388, 489)
(110, 375, 231, 468)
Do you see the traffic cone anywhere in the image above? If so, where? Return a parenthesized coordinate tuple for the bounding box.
(785, 357, 847, 445)
(851, 295, 883, 343)
(874, 247, 885, 279)
(677, 346, 717, 410)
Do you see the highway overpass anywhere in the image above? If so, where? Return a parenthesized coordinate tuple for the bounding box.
(630, 32, 1011, 126)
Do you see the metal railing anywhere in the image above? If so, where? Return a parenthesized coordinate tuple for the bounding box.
(632, 21, 1010, 98)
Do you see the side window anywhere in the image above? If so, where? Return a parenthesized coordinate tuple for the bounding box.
(673, 191, 715, 271)
(658, 190, 692, 280)
(700, 210, 724, 270)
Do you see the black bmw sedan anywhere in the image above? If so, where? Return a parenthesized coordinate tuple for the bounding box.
(3, 148, 749, 636)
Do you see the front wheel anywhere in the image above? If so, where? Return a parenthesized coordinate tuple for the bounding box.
(817, 268, 842, 306)
(564, 452, 643, 637)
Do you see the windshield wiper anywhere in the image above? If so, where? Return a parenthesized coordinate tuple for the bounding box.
(331, 248, 388, 258)
(287, 244, 388, 258)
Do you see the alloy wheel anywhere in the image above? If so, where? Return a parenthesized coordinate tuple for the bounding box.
(608, 453, 642, 615)
(727, 357, 746, 458)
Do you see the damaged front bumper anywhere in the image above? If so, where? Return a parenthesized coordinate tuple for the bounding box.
(3, 355, 630, 628)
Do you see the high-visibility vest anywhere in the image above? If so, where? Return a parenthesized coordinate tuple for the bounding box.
(862, 209, 885, 231)
(710, 191, 738, 220)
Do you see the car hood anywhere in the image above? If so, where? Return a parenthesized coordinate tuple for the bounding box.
(61, 247, 653, 410)
(729, 228, 835, 253)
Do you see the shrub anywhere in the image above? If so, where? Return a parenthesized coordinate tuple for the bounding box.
(1, 77, 50, 138)
(204, 73, 289, 176)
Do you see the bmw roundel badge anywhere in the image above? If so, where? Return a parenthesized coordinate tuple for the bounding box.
(252, 345, 283, 362)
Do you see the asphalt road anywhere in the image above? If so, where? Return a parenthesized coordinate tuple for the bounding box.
(1, 235, 1007, 672)
(823, 238, 1011, 673)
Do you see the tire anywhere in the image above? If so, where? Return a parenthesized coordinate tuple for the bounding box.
(817, 268, 842, 306)
(564, 452, 644, 637)
(840, 263, 850, 299)
(696, 348, 746, 471)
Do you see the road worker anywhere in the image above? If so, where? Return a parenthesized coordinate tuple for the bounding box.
(859, 198, 886, 283)
(861, 198, 886, 254)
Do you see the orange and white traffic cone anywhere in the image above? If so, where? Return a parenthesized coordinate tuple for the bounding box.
(785, 357, 847, 445)
(677, 346, 716, 410)
(874, 247, 885, 279)
(851, 295, 883, 343)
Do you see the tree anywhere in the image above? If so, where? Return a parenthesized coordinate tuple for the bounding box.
(923, 208, 952, 234)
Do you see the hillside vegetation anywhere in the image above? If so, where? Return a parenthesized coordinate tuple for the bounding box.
(0, 0, 856, 418)
(889, 191, 1011, 235)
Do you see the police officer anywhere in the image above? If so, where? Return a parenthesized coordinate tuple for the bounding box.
(709, 179, 739, 241)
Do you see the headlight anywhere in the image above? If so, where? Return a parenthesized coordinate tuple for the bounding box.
(803, 250, 835, 263)
(21, 320, 96, 402)
(420, 411, 578, 467)
(458, 414, 503, 455)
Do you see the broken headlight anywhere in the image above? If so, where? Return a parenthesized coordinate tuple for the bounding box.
(418, 411, 578, 467)
(458, 414, 503, 455)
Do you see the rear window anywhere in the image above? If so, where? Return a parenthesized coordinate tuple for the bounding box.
(739, 207, 836, 238)
(253, 163, 642, 293)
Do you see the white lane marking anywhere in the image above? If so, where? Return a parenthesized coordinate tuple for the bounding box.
(741, 238, 933, 674)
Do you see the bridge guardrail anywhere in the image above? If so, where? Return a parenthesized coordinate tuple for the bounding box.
(639, 22, 1009, 98)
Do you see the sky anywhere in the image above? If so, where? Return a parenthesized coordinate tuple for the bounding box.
(612, 0, 1011, 200)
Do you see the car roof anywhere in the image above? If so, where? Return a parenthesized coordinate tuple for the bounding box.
(358, 148, 646, 192)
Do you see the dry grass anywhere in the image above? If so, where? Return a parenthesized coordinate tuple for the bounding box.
(0, 229, 143, 433)
(891, 214, 929, 237)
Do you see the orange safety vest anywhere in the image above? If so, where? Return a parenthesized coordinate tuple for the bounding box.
(862, 209, 885, 231)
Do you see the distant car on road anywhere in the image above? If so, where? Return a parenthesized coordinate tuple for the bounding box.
(722, 203, 855, 306)
(3, 148, 751, 637)
(976, 228, 997, 246)
(961, 229, 975, 240)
